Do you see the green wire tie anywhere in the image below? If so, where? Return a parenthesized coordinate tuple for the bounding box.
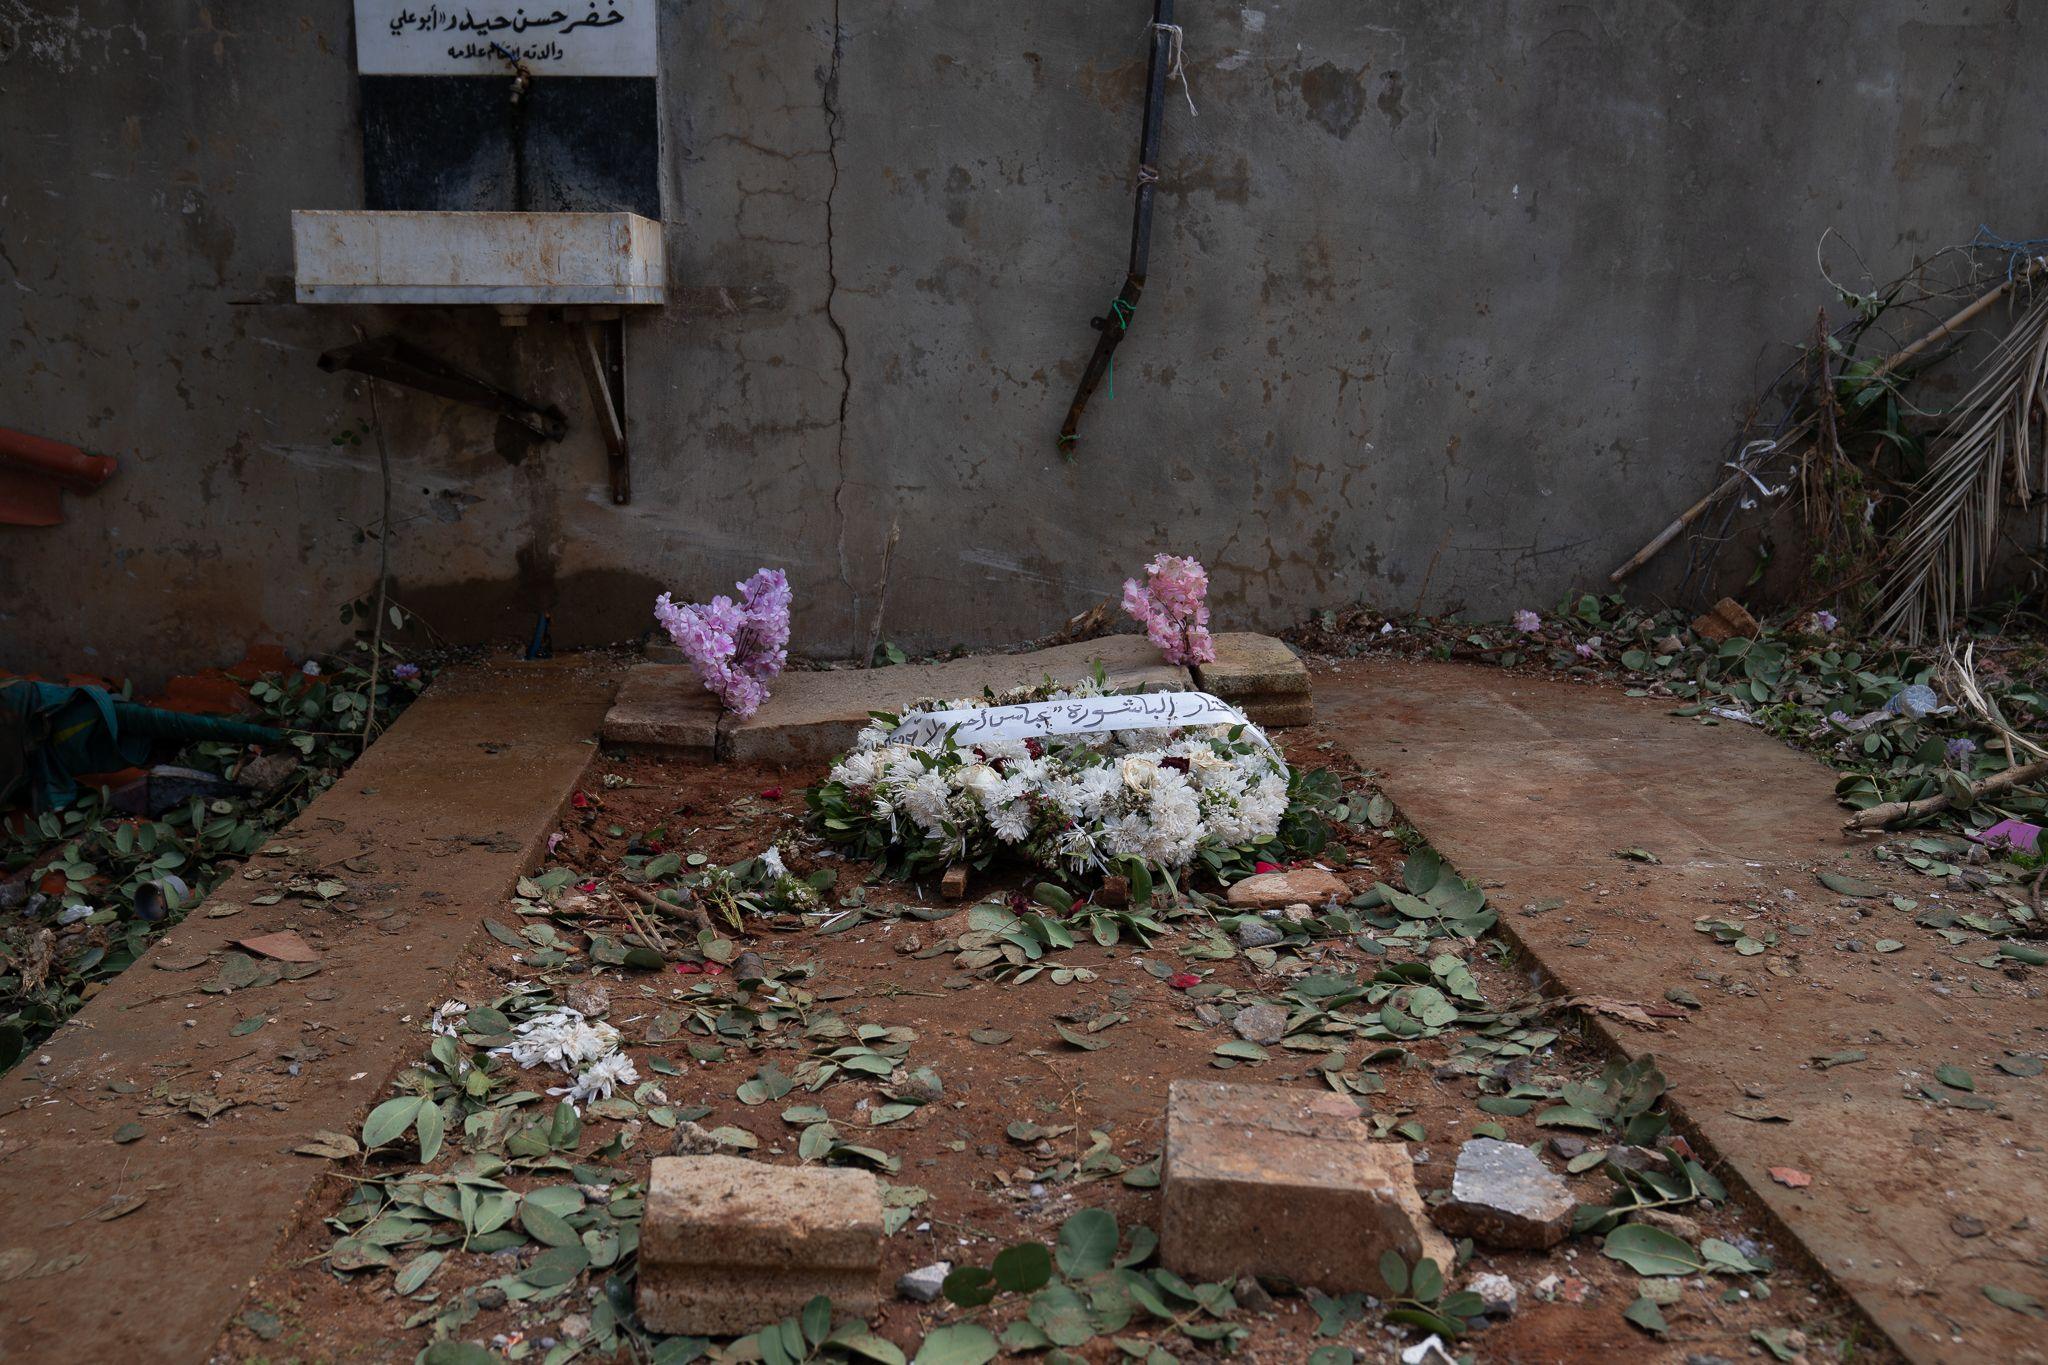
(1105, 297, 1134, 399)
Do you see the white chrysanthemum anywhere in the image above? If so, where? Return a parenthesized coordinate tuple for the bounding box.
(990, 800, 1034, 843)
(491, 1007, 620, 1072)
(880, 749, 927, 785)
(759, 845, 788, 878)
(551, 1050, 640, 1106)
(901, 770, 954, 836)
(854, 723, 891, 750)
(830, 750, 880, 788)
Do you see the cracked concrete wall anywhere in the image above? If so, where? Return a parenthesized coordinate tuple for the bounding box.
(5, 2, 2047, 679)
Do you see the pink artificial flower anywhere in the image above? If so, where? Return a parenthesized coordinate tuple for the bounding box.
(656, 568, 792, 718)
(1123, 554, 1216, 665)
(1512, 610, 1541, 634)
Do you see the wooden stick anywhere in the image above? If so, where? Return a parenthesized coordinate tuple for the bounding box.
(619, 881, 711, 934)
(1866, 256, 2045, 384)
(1843, 756, 2048, 830)
(1608, 466, 1753, 584)
(861, 516, 902, 669)
(1611, 262, 2046, 585)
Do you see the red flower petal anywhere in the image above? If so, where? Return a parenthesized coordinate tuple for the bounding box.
(760, 787, 784, 800)
(576, 880, 598, 893)
(570, 791, 591, 809)
(703, 963, 726, 976)
(1254, 861, 1281, 874)
(1167, 972, 1201, 989)
(672, 963, 702, 975)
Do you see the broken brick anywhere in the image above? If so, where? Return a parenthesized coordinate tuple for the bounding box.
(1160, 1079, 1451, 1294)
(636, 1155, 882, 1334)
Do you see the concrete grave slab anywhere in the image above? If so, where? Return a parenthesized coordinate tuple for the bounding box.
(637, 1155, 882, 1334)
(607, 634, 1196, 767)
(1192, 633, 1314, 727)
(1160, 1079, 1450, 1294)
(1322, 658, 2048, 1364)
(602, 665, 723, 755)
(0, 660, 618, 1364)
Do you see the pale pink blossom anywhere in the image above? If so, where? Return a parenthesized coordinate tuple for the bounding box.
(655, 567, 791, 718)
(1123, 554, 1216, 665)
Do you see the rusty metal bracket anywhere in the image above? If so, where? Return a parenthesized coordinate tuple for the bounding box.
(573, 317, 630, 504)
(317, 335, 566, 442)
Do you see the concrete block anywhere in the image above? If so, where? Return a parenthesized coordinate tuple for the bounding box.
(601, 665, 722, 755)
(1194, 632, 1311, 698)
(1160, 1080, 1451, 1294)
(720, 635, 1191, 767)
(1234, 693, 1316, 728)
(637, 1155, 883, 1335)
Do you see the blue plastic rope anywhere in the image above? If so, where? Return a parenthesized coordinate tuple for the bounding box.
(1970, 225, 2048, 282)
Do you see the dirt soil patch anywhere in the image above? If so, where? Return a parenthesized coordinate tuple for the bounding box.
(225, 724, 1874, 1364)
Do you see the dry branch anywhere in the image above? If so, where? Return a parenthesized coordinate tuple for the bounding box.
(1843, 755, 2048, 830)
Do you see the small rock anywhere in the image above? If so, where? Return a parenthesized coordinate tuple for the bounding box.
(237, 751, 301, 792)
(559, 1313, 590, 1341)
(732, 951, 769, 981)
(1233, 1274, 1276, 1314)
(566, 982, 609, 1017)
(1629, 1208, 1703, 1242)
(667, 1120, 721, 1156)
(887, 1066, 945, 1105)
(1280, 902, 1315, 924)
(1691, 597, 1759, 643)
(475, 1285, 508, 1310)
(1235, 920, 1284, 949)
(940, 865, 969, 901)
(1230, 1004, 1289, 1046)
(1225, 868, 1347, 911)
(1605, 1145, 1668, 1173)
(1467, 1271, 1517, 1317)
(1431, 1138, 1575, 1250)
(897, 1261, 950, 1303)
(1654, 634, 1685, 656)
(897, 933, 922, 954)
(1547, 1136, 1589, 1160)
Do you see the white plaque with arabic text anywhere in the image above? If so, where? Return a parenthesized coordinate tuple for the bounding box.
(884, 691, 1281, 763)
(355, 2, 657, 77)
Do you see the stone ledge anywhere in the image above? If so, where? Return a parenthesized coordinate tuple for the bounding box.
(607, 635, 1195, 768)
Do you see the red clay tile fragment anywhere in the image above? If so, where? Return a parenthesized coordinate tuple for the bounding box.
(236, 931, 319, 963)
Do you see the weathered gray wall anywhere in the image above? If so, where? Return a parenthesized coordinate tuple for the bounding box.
(4, 1, 2045, 678)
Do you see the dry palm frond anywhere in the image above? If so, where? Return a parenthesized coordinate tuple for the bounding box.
(1943, 640, 2048, 760)
(1873, 278, 2048, 641)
